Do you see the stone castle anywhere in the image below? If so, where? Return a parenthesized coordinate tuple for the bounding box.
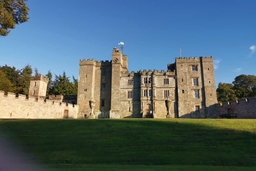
(77, 48, 218, 118)
(2, 47, 256, 119)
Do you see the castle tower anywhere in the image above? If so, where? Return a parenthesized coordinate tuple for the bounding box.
(77, 59, 96, 118)
(175, 57, 217, 118)
(29, 74, 49, 98)
(110, 48, 127, 118)
(200, 57, 218, 117)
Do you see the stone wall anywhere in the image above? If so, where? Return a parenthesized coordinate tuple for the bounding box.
(216, 98, 256, 118)
(0, 91, 78, 119)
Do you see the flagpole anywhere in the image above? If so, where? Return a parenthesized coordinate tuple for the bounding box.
(180, 48, 182, 57)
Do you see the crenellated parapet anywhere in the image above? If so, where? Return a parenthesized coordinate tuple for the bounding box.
(176, 56, 213, 63)
(217, 98, 256, 106)
(120, 69, 176, 77)
(96, 60, 112, 67)
(0, 90, 78, 119)
(30, 74, 49, 83)
(216, 97, 256, 118)
(79, 58, 96, 66)
(80, 58, 112, 67)
(0, 91, 77, 108)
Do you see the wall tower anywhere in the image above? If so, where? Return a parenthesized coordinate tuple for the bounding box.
(29, 74, 49, 98)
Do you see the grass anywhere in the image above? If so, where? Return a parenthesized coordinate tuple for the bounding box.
(1, 119, 256, 170)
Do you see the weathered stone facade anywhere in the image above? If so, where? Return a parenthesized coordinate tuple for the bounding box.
(216, 98, 256, 118)
(0, 75, 78, 119)
(0, 91, 78, 119)
(78, 48, 218, 118)
(29, 74, 49, 98)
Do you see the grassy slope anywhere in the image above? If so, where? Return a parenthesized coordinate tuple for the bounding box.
(1, 119, 256, 170)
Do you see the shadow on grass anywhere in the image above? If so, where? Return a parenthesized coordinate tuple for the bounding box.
(0, 119, 256, 167)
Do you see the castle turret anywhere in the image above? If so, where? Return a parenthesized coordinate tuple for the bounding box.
(29, 74, 49, 98)
(110, 48, 123, 118)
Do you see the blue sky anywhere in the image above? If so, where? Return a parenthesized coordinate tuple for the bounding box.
(1, 0, 256, 86)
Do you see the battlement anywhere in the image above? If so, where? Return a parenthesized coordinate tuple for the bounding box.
(175, 56, 213, 62)
(96, 60, 112, 67)
(30, 74, 49, 82)
(134, 69, 175, 76)
(218, 97, 256, 106)
(80, 58, 112, 66)
(216, 97, 256, 118)
(0, 91, 77, 108)
(79, 59, 96, 66)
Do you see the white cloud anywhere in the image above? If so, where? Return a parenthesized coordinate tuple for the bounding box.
(250, 45, 255, 52)
(249, 45, 255, 56)
(214, 59, 221, 69)
(234, 68, 242, 72)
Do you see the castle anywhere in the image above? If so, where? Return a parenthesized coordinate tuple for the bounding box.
(77, 48, 218, 118)
(2, 47, 256, 119)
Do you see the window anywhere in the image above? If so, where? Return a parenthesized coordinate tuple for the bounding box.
(144, 77, 151, 84)
(182, 90, 184, 93)
(144, 77, 148, 84)
(128, 91, 133, 98)
(148, 77, 152, 84)
(195, 105, 200, 113)
(194, 90, 200, 98)
(149, 90, 152, 97)
(101, 99, 105, 107)
(34, 82, 36, 87)
(144, 90, 148, 97)
(164, 90, 169, 98)
(128, 79, 133, 85)
(143, 90, 152, 97)
(192, 65, 198, 71)
(101, 84, 105, 91)
(164, 78, 169, 85)
(193, 78, 199, 86)
(102, 69, 106, 76)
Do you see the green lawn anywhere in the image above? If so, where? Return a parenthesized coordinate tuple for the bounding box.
(1, 119, 256, 170)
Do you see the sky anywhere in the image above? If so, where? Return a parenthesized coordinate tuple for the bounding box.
(1, 0, 256, 86)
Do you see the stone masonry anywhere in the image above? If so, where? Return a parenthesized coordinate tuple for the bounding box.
(77, 48, 218, 118)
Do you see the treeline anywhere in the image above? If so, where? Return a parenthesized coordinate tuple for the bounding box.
(217, 74, 256, 102)
(0, 65, 77, 96)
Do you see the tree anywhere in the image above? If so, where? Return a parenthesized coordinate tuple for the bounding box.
(0, 65, 20, 92)
(50, 72, 78, 96)
(216, 83, 237, 102)
(0, 69, 14, 92)
(233, 74, 256, 99)
(0, 0, 29, 36)
(45, 70, 53, 96)
(17, 64, 32, 94)
(34, 67, 39, 76)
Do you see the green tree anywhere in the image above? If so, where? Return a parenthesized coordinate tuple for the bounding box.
(34, 67, 39, 76)
(216, 83, 237, 102)
(0, 0, 29, 36)
(51, 72, 77, 96)
(45, 70, 53, 96)
(0, 69, 14, 92)
(17, 64, 32, 95)
(71, 76, 78, 95)
(233, 74, 256, 99)
(0, 65, 20, 92)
